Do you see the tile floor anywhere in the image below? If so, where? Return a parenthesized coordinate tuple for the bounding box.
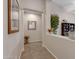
(21, 41, 55, 59)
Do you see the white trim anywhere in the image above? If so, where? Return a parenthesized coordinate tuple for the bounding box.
(19, 48, 24, 59)
(47, 33, 75, 42)
(42, 45, 58, 59)
(23, 8, 43, 14)
(29, 40, 41, 43)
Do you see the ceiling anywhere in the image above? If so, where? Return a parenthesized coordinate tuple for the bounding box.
(12, 0, 75, 14)
(51, 0, 75, 14)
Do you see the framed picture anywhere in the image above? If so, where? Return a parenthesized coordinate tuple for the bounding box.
(69, 24, 75, 32)
(8, 0, 19, 34)
(28, 21, 36, 30)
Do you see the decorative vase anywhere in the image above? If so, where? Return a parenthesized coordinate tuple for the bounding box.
(48, 28, 52, 33)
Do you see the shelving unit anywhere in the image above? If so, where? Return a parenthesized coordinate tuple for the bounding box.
(61, 23, 75, 36)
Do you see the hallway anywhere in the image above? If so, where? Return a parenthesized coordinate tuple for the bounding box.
(3, 0, 75, 59)
(21, 41, 55, 59)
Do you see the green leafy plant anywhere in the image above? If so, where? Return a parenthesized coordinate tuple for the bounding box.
(50, 15, 59, 34)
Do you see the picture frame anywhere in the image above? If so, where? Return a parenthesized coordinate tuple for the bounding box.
(8, 0, 19, 34)
(28, 21, 36, 30)
(69, 24, 75, 32)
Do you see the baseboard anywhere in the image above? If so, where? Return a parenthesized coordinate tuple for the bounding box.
(19, 48, 24, 59)
(43, 45, 58, 59)
(29, 40, 42, 43)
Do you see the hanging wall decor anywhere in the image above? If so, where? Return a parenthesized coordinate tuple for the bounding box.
(28, 21, 36, 30)
(8, 0, 19, 34)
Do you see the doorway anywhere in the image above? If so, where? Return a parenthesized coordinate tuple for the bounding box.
(23, 10, 42, 44)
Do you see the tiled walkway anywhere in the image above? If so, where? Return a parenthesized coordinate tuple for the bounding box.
(21, 41, 55, 59)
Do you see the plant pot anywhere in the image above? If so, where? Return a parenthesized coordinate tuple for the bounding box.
(48, 28, 52, 33)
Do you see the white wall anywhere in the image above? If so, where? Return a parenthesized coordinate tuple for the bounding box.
(21, 0, 45, 12)
(43, 34, 75, 59)
(24, 13, 42, 42)
(3, 0, 24, 59)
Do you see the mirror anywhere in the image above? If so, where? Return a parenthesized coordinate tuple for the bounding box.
(8, 0, 19, 34)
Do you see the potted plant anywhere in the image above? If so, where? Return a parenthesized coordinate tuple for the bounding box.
(50, 15, 59, 34)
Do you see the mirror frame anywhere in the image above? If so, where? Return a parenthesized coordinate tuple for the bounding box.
(8, 0, 19, 34)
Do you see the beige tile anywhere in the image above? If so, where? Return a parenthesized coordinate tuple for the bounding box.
(21, 41, 55, 59)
